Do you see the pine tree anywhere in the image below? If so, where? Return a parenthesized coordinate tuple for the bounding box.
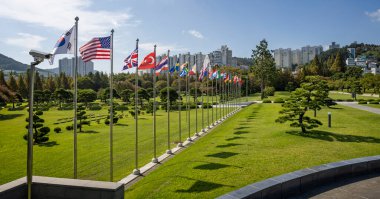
(331, 52, 345, 73)
(45, 76, 56, 92)
(17, 75, 28, 99)
(251, 39, 276, 99)
(8, 74, 18, 92)
(0, 71, 8, 87)
(23, 110, 50, 144)
(309, 55, 321, 75)
(35, 72, 43, 91)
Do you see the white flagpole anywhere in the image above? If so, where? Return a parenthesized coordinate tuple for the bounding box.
(177, 60, 182, 147)
(194, 56, 199, 136)
(187, 53, 191, 141)
(73, 16, 79, 179)
(152, 45, 158, 163)
(166, 50, 172, 154)
(133, 39, 140, 175)
(109, 29, 114, 181)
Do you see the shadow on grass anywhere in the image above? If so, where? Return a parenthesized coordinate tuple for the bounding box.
(80, 130, 100, 134)
(206, 152, 239, 159)
(175, 176, 234, 193)
(286, 130, 380, 143)
(234, 131, 249, 135)
(38, 141, 59, 147)
(216, 143, 242, 148)
(234, 126, 249, 130)
(328, 106, 343, 109)
(193, 162, 230, 170)
(226, 136, 244, 141)
(116, 123, 128, 126)
(0, 114, 23, 121)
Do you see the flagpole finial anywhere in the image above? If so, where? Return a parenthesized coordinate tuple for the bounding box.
(111, 29, 114, 33)
(136, 38, 139, 42)
(75, 16, 79, 21)
(154, 44, 157, 48)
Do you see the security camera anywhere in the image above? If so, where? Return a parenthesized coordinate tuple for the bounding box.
(29, 50, 52, 60)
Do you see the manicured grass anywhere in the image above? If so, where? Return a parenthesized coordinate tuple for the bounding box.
(0, 104, 228, 185)
(240, 91, 291, 101)
(124, 103, 380, 199)
(362, 104, 380, 109)
(329, 92, 379, 100)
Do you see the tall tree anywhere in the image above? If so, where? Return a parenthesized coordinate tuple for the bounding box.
(45, 76, 56, 92)
(7, 74, 18, 92)
(330, 52, 345, 73)
(309, 55, 322, 75)
(0, 70, 8, 87)
(23, 110, 50, 144)
(251, 39, 276, 99)
(17, 75, 28, 99)
(34, 72, 43, 91)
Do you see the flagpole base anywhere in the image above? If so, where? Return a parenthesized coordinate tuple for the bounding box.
(177, 142, 183, 147)
(166, 149, 173, 155)
(132, 169, 140, 175)
(187, 137, 192, 142)
(194, 133, 200, 137)
(152, 158, 159, 163)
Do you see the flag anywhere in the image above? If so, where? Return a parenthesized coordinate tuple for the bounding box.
(180, 62, 188, 71)
(224, 73, 230, 83)
(123, 48, 138, 70)
(49, 25, 75, 64)
(180, 66, 189, 77)
(233, 75, 238, 84)
(189, 64, 196, 76)
(170, 59, 180, 74)
(80, 36, 111, 62)
(199, 55, 210, 81)
(139, 52, 156, 70)
(212, 69, 218, 79)
(155, 56, 168, 75)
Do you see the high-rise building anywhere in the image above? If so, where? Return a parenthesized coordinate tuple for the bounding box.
(347, 48, 356, 59)
(292, 49, 302, 65)
(59, 57, 94, 76)
(274, 48, 292, 68)
(328, 42, 340, 50)
(301, 45, 323, 64)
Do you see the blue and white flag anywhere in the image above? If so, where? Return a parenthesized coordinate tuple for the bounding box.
(49, 25, 76, 64)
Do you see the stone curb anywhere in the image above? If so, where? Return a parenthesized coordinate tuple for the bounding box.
(217, 155, 380, 199)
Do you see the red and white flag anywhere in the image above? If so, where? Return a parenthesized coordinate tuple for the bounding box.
(79, 36, 111, 62)
(138, 52, 156, 70)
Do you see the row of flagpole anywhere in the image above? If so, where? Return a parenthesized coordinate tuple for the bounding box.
(36, 16, 244, 183)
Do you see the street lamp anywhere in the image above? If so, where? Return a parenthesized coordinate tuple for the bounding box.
(27, 50, 52, 199)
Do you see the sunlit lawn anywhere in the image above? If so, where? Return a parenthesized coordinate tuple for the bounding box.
(125, 103, 380, 199)
(0, 103, 226, 185)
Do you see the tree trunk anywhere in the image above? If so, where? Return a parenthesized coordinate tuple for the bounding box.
(260, 80, 265, 100)
(300, 112, 306, 133)
(314, 109, 317, 117)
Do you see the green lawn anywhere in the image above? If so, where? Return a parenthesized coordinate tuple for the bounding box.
(124, 103, 380, 199)
(362, 104, 380, 109)
(328, 92, 379, 100)
(0, 104, 229, 185)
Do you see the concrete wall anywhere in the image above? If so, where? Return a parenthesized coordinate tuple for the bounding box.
(0, 176, 124, 199)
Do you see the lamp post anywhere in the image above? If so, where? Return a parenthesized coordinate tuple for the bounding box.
(27, 50, 52, 199)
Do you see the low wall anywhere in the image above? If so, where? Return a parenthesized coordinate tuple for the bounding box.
(217, 155, 380, 199)
(0, 176, 124, 199)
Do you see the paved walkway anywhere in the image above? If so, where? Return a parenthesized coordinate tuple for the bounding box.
(293, 173, 380, 199)
(337, 102, 380, 115)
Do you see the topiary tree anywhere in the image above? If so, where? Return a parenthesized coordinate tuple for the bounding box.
(54, 127, 62, 133)
(276, 76, 329, 133)
(77, 104, 89, 132)
(23, 110, 50, 144)
(105, 104, 119, 125)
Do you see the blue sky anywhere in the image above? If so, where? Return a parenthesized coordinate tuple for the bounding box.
(0, 0, 379, 73)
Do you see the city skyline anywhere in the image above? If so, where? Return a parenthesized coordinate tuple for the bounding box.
(0, 0, 379, 73)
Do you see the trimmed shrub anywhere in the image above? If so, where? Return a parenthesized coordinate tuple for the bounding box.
(346, 99, 354, 102)
(369, 101, 379, 104)
(54, 127, 62, 133)
(264, 86, 275, 97)
(262, 99, 272, 103)
(358, 101, 367, 104)
(273, 98, 284, 103)
(202, 103, 212, 109)
(66, 125, 73, 131)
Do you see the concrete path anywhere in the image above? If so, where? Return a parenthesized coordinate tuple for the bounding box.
(337, 102, 380, 115)
(294, 173, 380, 199)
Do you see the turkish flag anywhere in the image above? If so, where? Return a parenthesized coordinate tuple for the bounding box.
(138, 52, 156, 70)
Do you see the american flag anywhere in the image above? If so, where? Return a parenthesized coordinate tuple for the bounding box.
(79, 36, 111, 62)
(123, 48, 138, 70)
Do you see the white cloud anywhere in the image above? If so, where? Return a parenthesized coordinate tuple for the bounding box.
(366, 9, 380, 21)
(188, 30, 204, 39)
(0, 0, 136, 41)
(5, 33, 46, 49)
(139, 42, 188, 55)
